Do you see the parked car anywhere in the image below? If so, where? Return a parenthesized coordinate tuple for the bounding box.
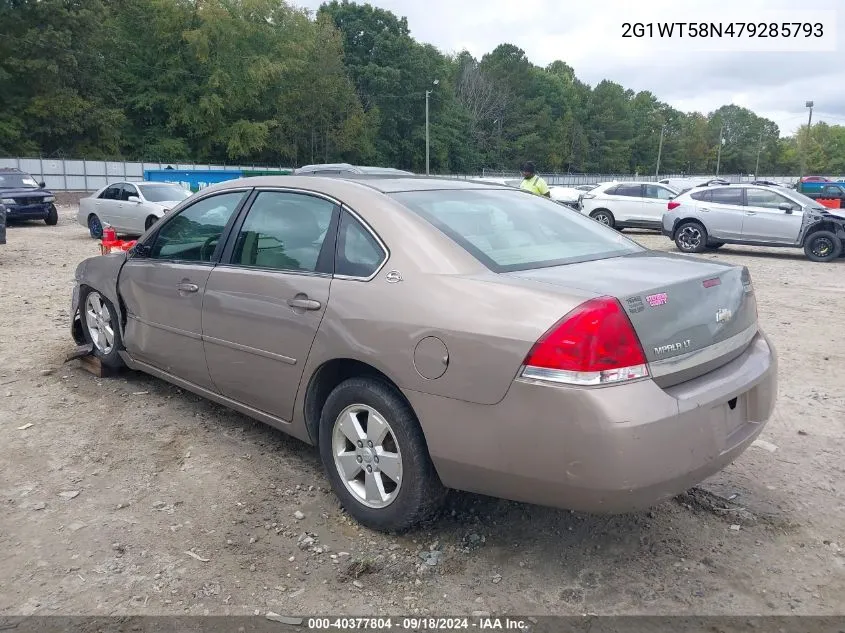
(70, 175, 776, 532)
(580, 181, 680, 229)
(0, 168, 58, 225)
(548, 186, 584, 209)
(573, 184, 598, 192)
(295, 163, 414, 176)
(0, 203, 6, 245)
(663, 183, 845, 262)
(78, 181, 193, 238)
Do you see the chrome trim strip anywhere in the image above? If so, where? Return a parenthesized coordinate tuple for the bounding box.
(202, 334, 296, 365)
(128, 314, 202, 341)
(648, 323, 758, 378)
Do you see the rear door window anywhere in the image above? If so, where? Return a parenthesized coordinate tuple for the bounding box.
(710, 188, 743, 205)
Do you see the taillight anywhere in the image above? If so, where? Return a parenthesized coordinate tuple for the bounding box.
(667, 201, 681, 211)
(521, 296, 649, 386)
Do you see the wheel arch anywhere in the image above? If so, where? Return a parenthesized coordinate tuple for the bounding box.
(671, 217, 707, 238)
(801, 220, 845, 246)
(303, 358, 417, 448)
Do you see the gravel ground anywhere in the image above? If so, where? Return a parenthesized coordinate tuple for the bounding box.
(0, 205, 843, 617)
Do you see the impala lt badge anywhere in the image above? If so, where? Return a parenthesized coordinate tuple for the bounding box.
(654, 339, 692, 356)
(646, 292, 668, 307)
(716, 308, 733, 323)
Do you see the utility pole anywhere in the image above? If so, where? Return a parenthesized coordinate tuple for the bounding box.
(655, 125, 665, 178)
(800, 100, 814, 179)
(754, 129, 764, 177)
(425, 79, 439, 176)
(715, 123, 725, 176)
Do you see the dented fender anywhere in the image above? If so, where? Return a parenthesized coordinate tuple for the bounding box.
(71, 251, 130, 343)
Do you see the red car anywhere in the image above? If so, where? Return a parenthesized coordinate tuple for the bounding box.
(801, 176, 831, 183)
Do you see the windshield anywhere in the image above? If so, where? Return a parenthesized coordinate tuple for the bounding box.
(138, 184, 192, 202)
(390, 189, 644, 273)
(787, 190, 830, 210)
(0, 173, 39, 189)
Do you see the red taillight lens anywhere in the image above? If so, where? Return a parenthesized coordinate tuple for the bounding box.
(667, 201, 681, 211)
(521, 296, 648, 386)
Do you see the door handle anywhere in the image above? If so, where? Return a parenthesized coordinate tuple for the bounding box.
(699, 207, 709, 212)
(745, 211, 756, 216)
(287, 297, 322, 311)
(177, 282, 199, 293)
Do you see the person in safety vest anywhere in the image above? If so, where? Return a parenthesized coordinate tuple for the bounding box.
(519, 162, 550, 197)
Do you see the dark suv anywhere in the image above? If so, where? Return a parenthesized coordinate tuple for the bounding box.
(0, 168, 59, 225)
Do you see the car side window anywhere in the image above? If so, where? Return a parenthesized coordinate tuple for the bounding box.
(150, 191, 246, 262)
(121, 184, 139, 201)
(644, 185, 675, 200)
(614, 184, 643, 197)
(690, 190, 711, 202)
(335, 210, 386, 278)
(231, 191, 336, 273)
(710, 188, 743, 205)
(823, 186, 840, 196)
(746, 188, 793, 210)
(100, 185, 121, 200)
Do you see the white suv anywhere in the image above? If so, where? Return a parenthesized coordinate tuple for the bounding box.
(579, 181, 679, 230)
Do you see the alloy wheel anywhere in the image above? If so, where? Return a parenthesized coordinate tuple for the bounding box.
(678, 225, 702, 251)
(84, 292, 115, 355)
(331, 404, 403, 509)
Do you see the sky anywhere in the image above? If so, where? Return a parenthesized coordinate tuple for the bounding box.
(295, 0, 843, 137)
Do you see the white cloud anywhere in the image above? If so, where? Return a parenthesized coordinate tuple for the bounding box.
(297, 0, 844, 135)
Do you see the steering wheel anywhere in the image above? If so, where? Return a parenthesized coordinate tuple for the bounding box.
(199, 236, 218, 261)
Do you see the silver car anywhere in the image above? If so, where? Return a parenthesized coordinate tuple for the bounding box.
(663, 184, 845, 262)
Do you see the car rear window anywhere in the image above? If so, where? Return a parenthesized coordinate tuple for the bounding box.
(390, 189, 643, 273)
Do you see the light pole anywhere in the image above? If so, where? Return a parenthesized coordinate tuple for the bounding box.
(715, 123, 725, 176)
(425, 79, 439, 175)
(800, 100, 814, 179)
(754, 128, 764, 177)
(655, 125, 666, 177)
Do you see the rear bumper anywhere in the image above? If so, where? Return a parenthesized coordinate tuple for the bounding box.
(405, 330, 777, 513)
(662, 214, 678, 238)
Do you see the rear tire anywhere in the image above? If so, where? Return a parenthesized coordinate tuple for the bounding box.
(80, 289, 124, 369)
(318, 377, 446, 532)
(88, 214, 103, 239)
(45, 204, 58, 226)
(804, 230, 842, 262)
(590, 209, 615, 229)
(674, 221, 708, 254)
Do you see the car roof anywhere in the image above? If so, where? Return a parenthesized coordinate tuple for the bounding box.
(199, 175, 515, 197)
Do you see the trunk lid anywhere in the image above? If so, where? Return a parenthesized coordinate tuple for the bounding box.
(507, 251, 757, 386)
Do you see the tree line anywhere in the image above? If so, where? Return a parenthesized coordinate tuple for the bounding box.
(1, 0, 843, 176)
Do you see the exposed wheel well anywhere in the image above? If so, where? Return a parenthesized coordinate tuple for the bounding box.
(590, 208, 612, 216)
(803, 221, 845, 246)
(303, 359, 411, 446)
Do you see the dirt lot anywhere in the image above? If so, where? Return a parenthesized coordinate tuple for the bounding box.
(1, 205, 843, 617)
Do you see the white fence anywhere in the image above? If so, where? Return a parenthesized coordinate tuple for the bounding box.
(0, 157, 292, 192)
(1, 156, 798, 191)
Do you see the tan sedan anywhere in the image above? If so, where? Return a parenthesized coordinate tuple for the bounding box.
(71, 176, 777, 532)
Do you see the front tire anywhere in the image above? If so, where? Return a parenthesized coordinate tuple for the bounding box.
(804, 230, 842, 262)
(674, 221, 708, 254)
(45, 204, 58, 226)
(80, 289, 124, 369)
(145, 215, 159, 231)
(318, 377, 445, 532)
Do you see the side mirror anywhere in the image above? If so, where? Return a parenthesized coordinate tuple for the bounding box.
(38, 181, 46, 188)
(128, 195, 141, 203)
(778, 202, 794, 213)
(130, 243, 151, 258)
